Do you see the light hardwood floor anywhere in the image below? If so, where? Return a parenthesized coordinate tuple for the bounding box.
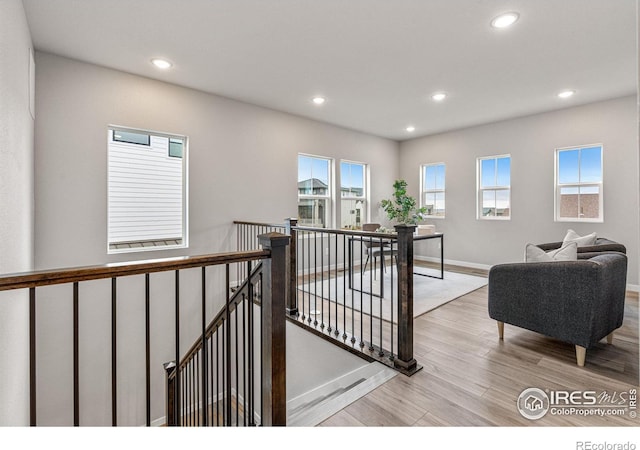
(318, 263, 639, 427)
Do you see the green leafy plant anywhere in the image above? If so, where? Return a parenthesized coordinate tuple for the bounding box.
(380, 179, 427, 225)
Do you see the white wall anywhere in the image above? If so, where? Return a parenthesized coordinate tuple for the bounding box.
(399, 96, 639, 286)
(33, 52, 399, 425)
(0, 0, 35, 426)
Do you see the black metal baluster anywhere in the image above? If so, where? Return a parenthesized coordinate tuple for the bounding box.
(197, 357, 200, 425)
(145, 274, 151, 426)
(390, 240, 395, 362)
(186, 361, 190, 426)
(242, 295, 247, 426)
(313, 231, 318, 326)
(368, 236, 374, 351)
(327, 230, 338, 335)
(320, 231, 324, 330)
(343, 235, 347, 340)
(187, 363, 189, 426)
(215, 330, 219, 426)
(225, 265, 231, 425)
(259, 271, 263, 425)
(235, 300, 239, 426)
(302, 231, 306, 322)
(111, 277, 117, 426)
(221, 319, 226, 425)
(247, 260, 254, 426)
(201, 267, 208, 426)
(29, 287, 36, 426)
(73, 282, 79, 426)
(174, 270, 180, 426)
(191, 357, 195, 425)
(209, 331, 214, 426)
(353, 236, 360, 345)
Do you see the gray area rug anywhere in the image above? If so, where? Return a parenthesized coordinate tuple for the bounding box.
(298, 266, 487, 321)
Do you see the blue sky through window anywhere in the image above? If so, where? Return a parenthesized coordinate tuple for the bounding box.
(340, 161, 364, 196)
(299, 155, 329, 185)
(481, 156, 510, 188)
(424, 164, 445, 190)
(558, 146, 602, 184)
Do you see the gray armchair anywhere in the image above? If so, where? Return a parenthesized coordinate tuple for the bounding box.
(488, 252, 627, 366)
(537, 237, 626, 258)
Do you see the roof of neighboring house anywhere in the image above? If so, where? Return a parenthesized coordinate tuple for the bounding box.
(298, 178, 328, 190)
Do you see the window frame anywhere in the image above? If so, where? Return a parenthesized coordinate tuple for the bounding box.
(339, 160, 368, 230)
(297, 153, 334, 228)
(107, 125, 189, 254)
(420, 162, 446, 219)
(477, 154, 511, 220)
(554, 144, 604, 223)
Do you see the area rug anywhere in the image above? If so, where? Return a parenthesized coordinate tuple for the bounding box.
(297, 266, 487, 321)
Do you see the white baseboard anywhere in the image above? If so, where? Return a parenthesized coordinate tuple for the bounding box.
(414, 255, 492, 272)
(415, 255, 639, 293)
(150, 416, 165, 427)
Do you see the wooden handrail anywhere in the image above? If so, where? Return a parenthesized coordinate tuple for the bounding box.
(0, 250, 270, 291)
(233, 220, 285, 228)
(234, 219, 401, 240)
(293, 224, 400, 240)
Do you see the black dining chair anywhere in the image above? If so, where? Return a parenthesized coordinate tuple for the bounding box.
(361, 223, 395, 276)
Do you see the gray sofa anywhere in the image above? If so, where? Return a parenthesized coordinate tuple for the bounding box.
(488, 251, 627, 366)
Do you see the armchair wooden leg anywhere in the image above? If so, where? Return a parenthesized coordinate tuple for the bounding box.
(497, 321, 504, 340)
(575, 346, 586, 367)
(606, 332, 614, 345)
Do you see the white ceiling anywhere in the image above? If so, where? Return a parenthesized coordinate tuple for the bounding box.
(23, 0, 637, 141)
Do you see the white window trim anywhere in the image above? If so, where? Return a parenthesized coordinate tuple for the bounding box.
(554, 144, 604, 223)
(297, 153, 335, 228)
(340, 159, 369, 229)
(477, 154, 511, 221)
(420, 162, 446, 219)
(107, 125, 189, 254)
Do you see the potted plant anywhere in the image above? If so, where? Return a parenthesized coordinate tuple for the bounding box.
(380, 179, 427, 226)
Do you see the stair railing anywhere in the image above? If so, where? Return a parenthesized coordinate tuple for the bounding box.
(0, 232, 289, 426)
(234, 219, 421, 376)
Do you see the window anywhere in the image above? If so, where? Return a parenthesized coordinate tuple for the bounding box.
(477, 155, 511, 219)
(108, 127, 188, 253)
(555, 144, 603, 222)
(112, 129, 150, 146)
(421, 163, 445, 218)
(340, 161, 367, 229)
(298, 154, 332, 227)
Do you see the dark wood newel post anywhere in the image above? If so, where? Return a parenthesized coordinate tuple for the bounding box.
(284, 218, 298, 316)
(258, 232, 290, 426)
(394, 224, 421, 375)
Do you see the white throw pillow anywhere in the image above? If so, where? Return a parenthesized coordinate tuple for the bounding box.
(562, 229, 597, 247)
(525, 242, 578, 263)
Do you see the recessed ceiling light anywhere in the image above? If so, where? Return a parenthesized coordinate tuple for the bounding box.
(312, 96, 326, 105)
(491, 12, 519, 29)
(431, 92, 447, 102)
(406, 126, 416, 132)
(151, 58, 172, 69)
(557, 90, 576, 99)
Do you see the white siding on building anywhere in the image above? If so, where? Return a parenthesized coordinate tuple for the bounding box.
(108, 133, 184, 245)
